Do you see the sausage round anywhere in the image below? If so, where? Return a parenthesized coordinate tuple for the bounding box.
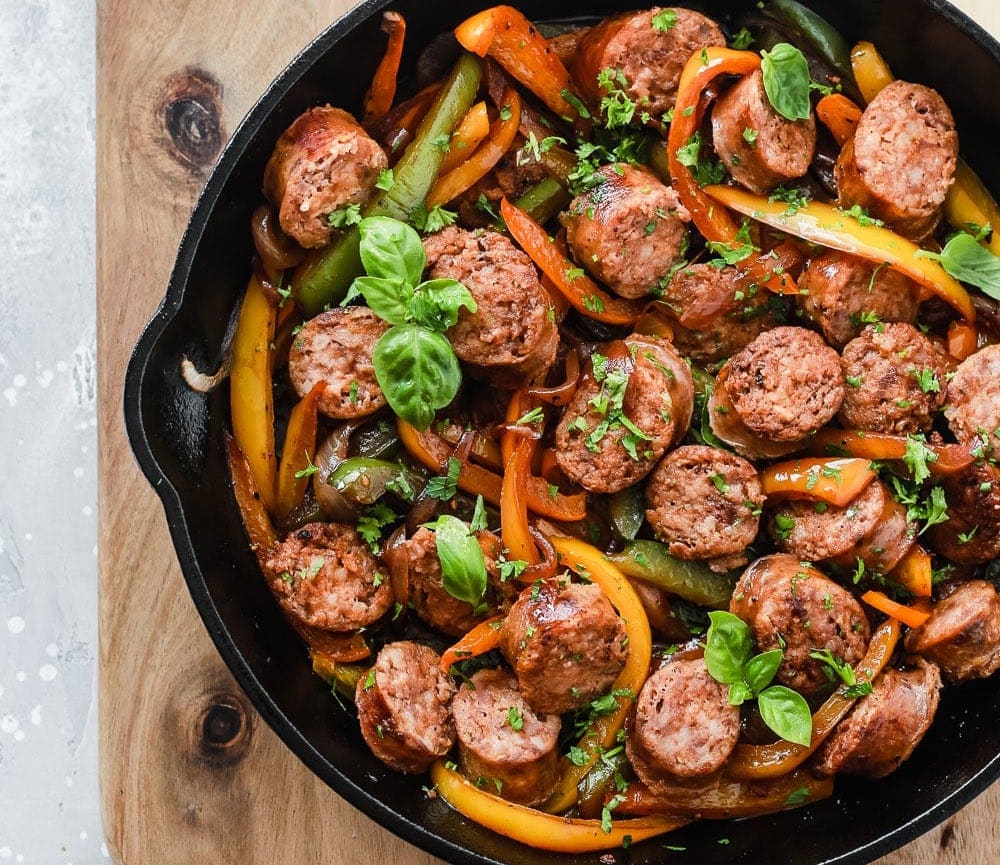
(731, 554, 870, 698)
(711, 69, 816, 194)
(812, 658, 942, 779)
(499, 579, 628, 715)
(645, 444, 764, 571)
(797, 253, 919, 349)
(925, 462, 1000, 564)
(555, 336, 693, 494)
(423, 226, 557, 387)
(835, 81, 958, 240)
(288, 306, 389, 419)
(356, 641, 456, 773)
(944, 344, 1000, 452)
(838, 323, 950, 434)
(451, 669, 561, 805)
(904, 580, 1000, 683)
(571, 8, 726, 121)
(264, 522, 393, 631)
(627, 657, 740, 789)
(767, 479, 915, 573)
(264, 106, 388, 249)
(564, 163, 690, 299)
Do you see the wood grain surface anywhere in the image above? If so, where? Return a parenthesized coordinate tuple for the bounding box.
(96, 1, 999, 863)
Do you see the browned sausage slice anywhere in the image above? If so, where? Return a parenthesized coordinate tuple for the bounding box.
(356, 641, 456, 773)
(926, 462, 1000, 564)
(944, 344, 1000, 452)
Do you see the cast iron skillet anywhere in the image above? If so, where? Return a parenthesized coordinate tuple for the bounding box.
(125, 1, 1000, 862)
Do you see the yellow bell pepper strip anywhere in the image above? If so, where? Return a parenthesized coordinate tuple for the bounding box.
(453, 6, 581, 122)
(761, 457, 876, 508)
(225, 433, 279, 565)
(893, 545, 933, 598)
(850, 40, 895, 104)
(363, 11, 407, 122)
(310, 653, 367, 700)
(815, 93, 862, 146)
(726, 617, 901, 780)
(439, 616, 504, 673)
(702, 184, 976, 322)
(542, 537, 652, 813)
(275, 381, 324, 523)
(437, 101, 491, 176)
(230, 274, 278, 513)
(808, 428, 974, 476)
(861, 590, 931, 629)
(428, 88, 521, 207)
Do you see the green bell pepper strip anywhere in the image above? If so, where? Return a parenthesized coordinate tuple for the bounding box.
(765, 0, 852, 79)
(607, 486, 645, 542)
(293, 52, 483, 315)
(514, 176, 571, 225)
(606, 540, 736, 608)
(327, 457, 424, 507)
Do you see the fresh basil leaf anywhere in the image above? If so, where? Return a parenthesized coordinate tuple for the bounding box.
(704, 610, 752, 685)
(372, 325, 462, 430)
(408, 278, 477, 332)
(744, 649, 783, 695)
(358, 216, 426, 286)
(344, 276, 411, 324)
(728, 680, 753, 706)
(757, 685, 813, 746)
(916, 231, 1000, 299)
(760, 43, 812, 121)
(433, 514, 487, 609)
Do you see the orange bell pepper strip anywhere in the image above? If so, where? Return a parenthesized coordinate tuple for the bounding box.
(225, 433, 278, 565)
(703, 184, 976, 322)
(500, 198, 644, 326)
(275, 381, 324, 522)
(726, 618, 900, 780)
(428, 89, 521, 207)
(440, 617, 504, 672)
(542, 537, 652, 813)
(454, 6, 581, 122)
(363, 11, 406, 122)
(230, 274, 278, 512)
(437, 101, 491, 175)
(946, 319, 979, 361)
(816, 93, 862, 146)
(501, 391, 542, 566)
(430, 761, 686, 851)
(892, 545, 933, 598)
(861, 590, 931, 629)
(761, 457, 876, 507)
(808, 429, 974, 476)
(298, 625, 371, 664)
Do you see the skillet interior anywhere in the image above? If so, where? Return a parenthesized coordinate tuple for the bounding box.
(124, 1, 1000, 862)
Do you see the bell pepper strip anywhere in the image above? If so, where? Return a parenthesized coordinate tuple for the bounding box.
(370, 82, 441, 157)
(514, 176, 572, 226)
(363, 11, 407, 122)
(850, 40, 895, 104)
(748, 242, 804, 295)
(310, 653, 367, 700)
(225, 434, 279, 564)
(440, 617, 504, 672)
(768, 0, 853, 78)
(293, 53, 482, 315)
(542, 537, 652, 813)
(761, 457, 876, 507)
(275, 381, 324, 522)
(428, 89, 521, 207)
(946, 160, 1000, 258)
(893, 545, 933, 598)
(437, 101, 491, 175)
(297, 624, 371, 664)
(861, 590, 931, 629)
(808, 429, 974, 476)
(816, 93, 862, 146)
(726, 618, 901, 780)
(501, 390, 542, 566)
(500, 198, 644, 326)
(702, 184, 976, 322)
(454, 6, 581, 122)
(230, 274, 278, 512)
(947, 319, 980, 361)
(606, 540, 736, 609)
(430, 761, 685, 852)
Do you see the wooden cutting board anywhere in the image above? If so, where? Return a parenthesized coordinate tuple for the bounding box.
(96, 1, 1000, 863)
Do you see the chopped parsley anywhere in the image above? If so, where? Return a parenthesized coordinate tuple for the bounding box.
(425, 457, 461, 501)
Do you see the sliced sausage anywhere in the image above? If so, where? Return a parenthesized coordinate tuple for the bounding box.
(423, 226, 558, 387)
(555, 336, 693, 493)
(711, 69, 816, 194)
(451, 669, 561, 805)
(627, 657, 739, 791)
(548, 27, 590, 64)
(264, 522, 393, 631)
(768, 479, 915, 573)
(839, 323, 950, 434)
(797, 253, 919, 349)
(812, 658, 942, 779)
(564, 163, 690, 299)
(572, 8, 726, 121)
(264, 106, 388, 248)
(499, 579, 628, 715)
(835, 81, 958, 240)
(731, 554, 870, 699)
(945, 344, 1000, 453)
(356, 641, 456, 773)
(645, 444, 764, 571)
(926, 462, 1000, 563)
(904, 580, 1000, 682)
(288, 306, 389, 419)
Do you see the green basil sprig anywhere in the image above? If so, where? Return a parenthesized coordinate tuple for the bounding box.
(760, 43, 812, 122)
(704, 611, 812, 746)
(427, 514, 487, 611)
(915, 229, 1000, 300)
(343, 216, 476, 429)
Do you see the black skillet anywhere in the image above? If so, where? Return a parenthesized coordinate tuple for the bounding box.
(125, 1, 1000, 862)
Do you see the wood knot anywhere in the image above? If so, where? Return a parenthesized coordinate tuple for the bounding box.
(159, 68, 224, 175)
(187, 691, 253, 767)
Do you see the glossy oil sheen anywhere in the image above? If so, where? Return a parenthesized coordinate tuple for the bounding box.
(125, 2, 1000, 863)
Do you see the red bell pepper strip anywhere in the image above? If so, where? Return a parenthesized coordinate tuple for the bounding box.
(808, 429, 973, 476)
(861, 590, 932, 629)
(816, 93, 862, 145)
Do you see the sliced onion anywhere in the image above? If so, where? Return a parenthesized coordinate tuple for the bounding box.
(313, 423, 361, 521)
